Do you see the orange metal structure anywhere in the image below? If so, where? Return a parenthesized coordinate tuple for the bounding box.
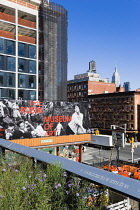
(9, 134, 91, 147)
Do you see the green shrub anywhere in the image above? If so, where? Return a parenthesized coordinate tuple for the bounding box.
(0, 157, 108, 209)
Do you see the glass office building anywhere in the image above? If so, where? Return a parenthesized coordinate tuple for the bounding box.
(0, 0, 67, 101)
(0, 0, 39, 100)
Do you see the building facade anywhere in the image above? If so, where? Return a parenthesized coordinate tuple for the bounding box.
(0, 0, 40, 100)
(67, 78, 89, 102)
(67, 78, 116, 102)
(88, 91, 140, 138)
(0, 0, 68, 101)
(39, 1, 68, 101)
(67, 61, 116, 102)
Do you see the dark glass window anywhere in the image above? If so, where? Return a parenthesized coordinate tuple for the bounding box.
(9, 89, 15, 99)
(19, 74, 26, 88)
(83, 91, 87, 96)
(7, 57, 15, 71)
(29, 45, 36, 59)
(29, 75, 35, 88)
(29, 90, 36, 100)
(6, 40, 15, 55)
(7, 73, 15, 87)
(18, 59, 25, 72)
(0, 72, 4, 86)
(78, 85, 81, 89)
(0, 88, 4, 98)
(18, 90, 24, 100)
(83, 84, 87, 89)
(18, 43, 25, 57)
(29, 60, 36, 73)
(0, 38, 4, 53)
(0, 55, 4, 70)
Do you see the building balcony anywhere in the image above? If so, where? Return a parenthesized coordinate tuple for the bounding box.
(8, 0, 38, 10)
(0, 33, 36, 45)
(119, 119, 129, 122)
(0, 6, 37, 28)
(121, 109, 130, 112)
(0, 29, 15, 39)
(18, 18, 36, 29)
(0, 12, 15, 23)
(18, 34, 36, 44)
(0, 30, 36, 44)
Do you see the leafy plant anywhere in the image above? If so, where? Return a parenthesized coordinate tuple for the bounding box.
(0, 156, 108, 209)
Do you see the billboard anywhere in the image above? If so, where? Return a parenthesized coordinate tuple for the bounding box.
(0, 100, 91, 140)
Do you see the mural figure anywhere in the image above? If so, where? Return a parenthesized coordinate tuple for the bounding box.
(66, 104, 86, 135)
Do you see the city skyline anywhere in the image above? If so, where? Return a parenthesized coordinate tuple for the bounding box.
(52, 0, 140, 91)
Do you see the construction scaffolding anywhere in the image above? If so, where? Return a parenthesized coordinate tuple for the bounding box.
(39, 0, 68, 101)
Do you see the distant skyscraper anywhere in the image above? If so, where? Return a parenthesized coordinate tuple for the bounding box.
(112, 67, 120, 87)
(123, 82, 130, 91)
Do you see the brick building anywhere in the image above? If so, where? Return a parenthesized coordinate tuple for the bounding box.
(67, 60, 116, 102)
(67, 78, 116, 102)
(88, 91, 140, 140)
(88, 80, 116, 95)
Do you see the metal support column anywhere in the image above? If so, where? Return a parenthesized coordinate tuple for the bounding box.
(56, 147, 59, 156)
(116, 145, 120, 166)
(79, 144, 82, 163)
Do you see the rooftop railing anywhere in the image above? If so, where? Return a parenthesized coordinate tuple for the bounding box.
(0, 138, 140, 202)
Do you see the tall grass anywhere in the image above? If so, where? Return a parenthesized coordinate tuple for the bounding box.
(0, 156, 108, 209)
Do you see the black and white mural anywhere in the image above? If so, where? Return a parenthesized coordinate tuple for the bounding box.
(0, 100, 91, 140)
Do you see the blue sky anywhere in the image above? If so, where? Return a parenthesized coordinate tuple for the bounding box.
(51, 0, 140, 91)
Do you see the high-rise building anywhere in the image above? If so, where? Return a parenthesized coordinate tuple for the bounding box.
(39, 1, 68, 101)
(123, 82, 130, 92)
(112, 67, 120, 87)
(0, 0, 68, 101)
